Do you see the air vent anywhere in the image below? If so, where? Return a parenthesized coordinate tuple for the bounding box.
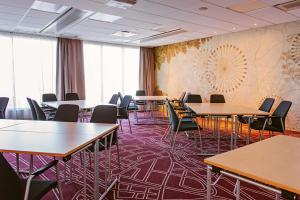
(137, 29, 186, 43)
(41, 8, 93, 33)
(275, 0, 300, 11)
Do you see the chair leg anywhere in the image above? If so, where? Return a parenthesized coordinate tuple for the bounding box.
(55, 161, 64, 200)
(119, 119, 123, 132)
(128, 119, 132, 134)
(162, 125, 171, 140)
(172, 130, 179, 152)
(116, 134, 121, 172)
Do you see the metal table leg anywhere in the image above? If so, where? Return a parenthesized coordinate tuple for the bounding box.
(207, 165, 212, 200)
(94, 139, 99, 200)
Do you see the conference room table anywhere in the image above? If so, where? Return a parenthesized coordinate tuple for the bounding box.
(133, 96, 168, 124)
(205, 135, 300, 200)
(43, 100, 103, 110)
(0, 119, 119, 200)
(185, 103, 269, 154)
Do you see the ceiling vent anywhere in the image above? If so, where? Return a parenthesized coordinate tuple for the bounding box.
(41, 8, 93, 34)
(137, 29, 186, 43)
(274, 0, 300, 11)
(106, 0, 137, 9)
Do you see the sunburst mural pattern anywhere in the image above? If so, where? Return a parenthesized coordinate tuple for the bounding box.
(291, 33, 300, 64)
(204, 44, 247, 93)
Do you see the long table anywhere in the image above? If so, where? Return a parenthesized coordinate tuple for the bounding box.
(0, 119, 119, 200)
(185, 103, 269, 153)
(133, 96, 168, 124)
(43, 100, 104, 110)
(205, 135, 300, 200)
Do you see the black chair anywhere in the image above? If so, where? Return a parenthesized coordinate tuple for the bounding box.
(42, 93, 57, 102)
(65, 92, 80, 100)
(27, 98, 37, 120)
(250, 100, 292, 139)
(118, 92, 123, 102)
(0, 97, 9, 119)
(117, 95, 133, 134)
(135, 90, 146, 110)
(183, 94, 202, 103)
(109, 94, 119, 105)
(210, 94, 225, 103)
(0, 153, 62, 200)
(54, 104, 79, 122)
(166, 101, 202, 151)
(31, 99, 47, 121)
(88, 105, 120, 168)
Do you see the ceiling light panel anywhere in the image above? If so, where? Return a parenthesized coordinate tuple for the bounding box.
(105, 0, 137, 9)
(112, 30, 137, 37)
(227, 1, 268, 13)
(31, 0, 69, 14)
(89, 12, 122, 22)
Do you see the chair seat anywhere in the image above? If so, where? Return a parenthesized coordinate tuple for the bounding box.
(21, 179, 57, 200)
(178, 121, 201, 131)
(250, 119, 283, 132)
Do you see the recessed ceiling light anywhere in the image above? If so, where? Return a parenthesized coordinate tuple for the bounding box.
(198, 7, 208, 11)
(31, 0, 69, 14)
(254, 23, 257, 26)
(227, 1, 267, 13)
(112, 30, 137, 37)
(106, 0, 137, 9)
(89, 12, 122, 22)
(214, 31, 217, 34)
(232, 27, 236, 30)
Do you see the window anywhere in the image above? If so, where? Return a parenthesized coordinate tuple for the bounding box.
(84, 42, 139, 102)
(0, 33, 56, 118)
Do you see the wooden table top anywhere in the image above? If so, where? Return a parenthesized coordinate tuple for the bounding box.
(0, 119, 27, 129)
(134, 96, 168, 101)
(186, 103, 269, 116)
(0, 120, 118, 157)
(205, 135, 300, 195)
(43, 100, 110, 109)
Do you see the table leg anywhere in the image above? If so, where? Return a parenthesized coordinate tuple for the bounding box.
(234, 115, 238, 148)
(247, 117, 251, 145)
(29, 155, 33, 174)
(94, 139, 99, 200)
(235, 179, 240, 200)
(217, 117, 220, 153)
(231, 116, 234, 149)
(55, 161, 64, 200)
(275, 193, 280, 200)
(207, 165, 212, 200)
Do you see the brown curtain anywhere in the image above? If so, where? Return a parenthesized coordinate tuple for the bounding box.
(139, 47, 156, 96)
(56, 38, 85, 100)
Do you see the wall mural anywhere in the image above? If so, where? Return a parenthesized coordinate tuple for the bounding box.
(155, 21, 300, 131)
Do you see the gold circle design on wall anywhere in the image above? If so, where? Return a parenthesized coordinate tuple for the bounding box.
(291, 33, 300, 65)
(204, 44, 247, 93)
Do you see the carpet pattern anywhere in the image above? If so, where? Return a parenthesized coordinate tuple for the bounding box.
(3, 115, 299, 200)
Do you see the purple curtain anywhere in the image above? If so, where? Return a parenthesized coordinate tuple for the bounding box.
(139, 47, 156, 96)
(56, 38, 85, 100)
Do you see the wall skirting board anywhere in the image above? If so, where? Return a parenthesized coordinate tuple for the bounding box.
(155, 21, 300, 131)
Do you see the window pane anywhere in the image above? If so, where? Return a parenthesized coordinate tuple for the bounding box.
(124, 47, 140, 96)
(102, 45, 122, 102)
(84, 43, 102, 102)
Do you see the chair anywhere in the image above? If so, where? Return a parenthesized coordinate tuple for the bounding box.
(165, 101, 202, 151)
(88, 105, 120, 168)
(135, 90, 146, 111)
(210, 94, 225, 103)
(117, 95, 133, 134)
(65, 92, 80, 100)
(0, 97, 9, 119)
(42, 93, 57, 102)
(250, 100, 292, 140)
(27, 98, 37, 120)
(54, 104, 79, 122)
(118, 92, 123, 102)
(183, 94, 202, 103)
(0, 153, 62, 200)
(109, 94, 119, 105)
(31, 99, 47, 121)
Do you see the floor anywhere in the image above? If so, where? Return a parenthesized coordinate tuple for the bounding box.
(4, 113, 300, 200)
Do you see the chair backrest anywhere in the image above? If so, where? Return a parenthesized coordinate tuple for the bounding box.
(271, 100, 292, 130)
(31, 99, 46, 120)
(183, 94, 202, 103)
(0, 153, 23, 200)
(27, 98, 37, 120)
(0, 97, 9, 119)
(167, 101, 179, 131)
(90, 105, 117, 123)
(210, 94, 225, 103)
(259, 98, 275, 112)
(136, 90, 146, 96)
(65, 93, 79, 100)
(54, 104, 79, 122)
(42, 93, 57, 102)
(120, 95, 132, 109)
(179, 92, 186, 102)
(109, 94, 119, 105)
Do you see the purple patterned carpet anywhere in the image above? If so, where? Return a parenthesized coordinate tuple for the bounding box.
(3, 114, 298, 200)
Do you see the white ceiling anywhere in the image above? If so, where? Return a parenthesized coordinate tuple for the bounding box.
(0, 0, 299, 47)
